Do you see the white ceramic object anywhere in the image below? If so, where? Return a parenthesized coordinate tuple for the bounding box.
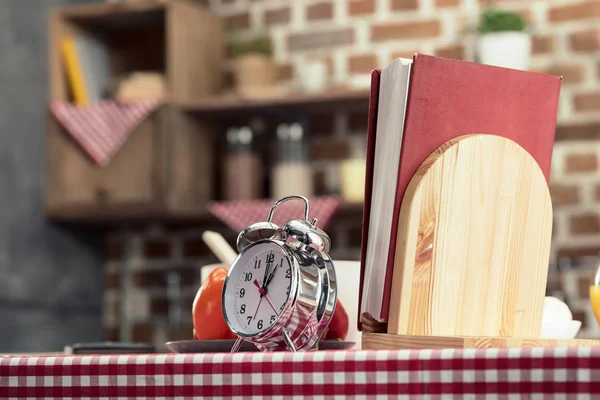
(540, 296, 581, 339)
(477, 31, 531, 71)
(332, 260, 361, 349)
(540, 320, 582, 340)
(298, 59, 328, 92)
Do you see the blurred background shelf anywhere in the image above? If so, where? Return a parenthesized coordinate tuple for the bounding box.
(55, 1, 165, 30)
(179, 88, 371, 114)
(46, 201, 364, 229)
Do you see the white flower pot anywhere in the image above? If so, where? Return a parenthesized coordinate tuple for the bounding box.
(477, 31, 531, 71)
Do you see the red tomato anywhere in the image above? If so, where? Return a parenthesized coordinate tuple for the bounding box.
(325, 300, 349, 340)
(192, 268, 237, 340)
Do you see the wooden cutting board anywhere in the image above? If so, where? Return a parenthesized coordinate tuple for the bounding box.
(387, 135, 552, 338)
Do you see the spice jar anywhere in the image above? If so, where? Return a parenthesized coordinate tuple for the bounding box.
(223, 126, 263, 200)
(271, 123, 313, 199)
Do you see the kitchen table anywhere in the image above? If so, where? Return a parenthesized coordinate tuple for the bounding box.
(1, 347, 599, 398)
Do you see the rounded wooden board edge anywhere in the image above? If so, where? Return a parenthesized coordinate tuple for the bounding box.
(387, 134, 553, 338)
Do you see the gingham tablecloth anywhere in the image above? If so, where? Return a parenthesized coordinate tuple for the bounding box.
(1, 347, 600, 398)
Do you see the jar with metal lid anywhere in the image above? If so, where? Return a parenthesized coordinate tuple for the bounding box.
(271, 123, 313, 199)
(223, 126, 263, 200)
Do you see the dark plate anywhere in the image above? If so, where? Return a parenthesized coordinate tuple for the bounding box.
(165, 340, 355, 353)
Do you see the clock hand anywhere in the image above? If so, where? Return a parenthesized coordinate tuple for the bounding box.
(252, 279, 265, 320)
(263, 294, 278, 315)
(264, 261, 279, 289)
(260, 259, 270, 297)
(253, 279, 278, 315)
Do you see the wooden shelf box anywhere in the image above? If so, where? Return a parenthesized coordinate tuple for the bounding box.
(46, 107, 216, 219)
(45, 1, 223, 220)
(49, 0, 224, 104)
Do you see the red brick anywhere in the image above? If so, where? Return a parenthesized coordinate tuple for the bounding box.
(168, 324, 195, 341)
(150, 295, 195, 316)
(133, 266, 200, 288)
(288, 29, 354, 51)
(557, 246, 600, 259)
(313, 169, 327, 195)
(435, 44, 465, 60)
(307, 2, 333, 20)
(348, 111, 369, 132)
(579, 275, 593, 299)
(569, 29, 599, 52)
(276, 63, 293, 81)
(311, 114, 335, 135)
(105, 271, 120, 289)
(349, 54, 378, 74)
(545, 64, 584, 84)
(549, 183, 580, 205)
(575, 93, 600, 112)
(390, 49, 419, 60)
(310, 139, 351, 161)
(132, 322, 154, 344)
(570, 212, 600, 235)
(143, 240, 172, 259)
(556, 122, 600, 141)
(532, 35, 554, 54)
(264, 7, 290, 26)
(565, 153, 598, 173)
(372, 20, 441, 42)
(391, 0, 418, 10)
(182, 238, 211, 257)
(435, 0, 461, 7)
(106, 241, 121, 261)
(105, 326, 119, 341)
(549, 2, 600, 22)
(225, 12, 250, 31)
(348, 0, 375, 16)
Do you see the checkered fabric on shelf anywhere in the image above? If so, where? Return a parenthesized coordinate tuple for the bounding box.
(1, 347, 600, 398)
(208, 195, 343, 233)
(50, 100, 164, 166)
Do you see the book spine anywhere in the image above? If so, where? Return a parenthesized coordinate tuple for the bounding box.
(357, 69, 381, 331)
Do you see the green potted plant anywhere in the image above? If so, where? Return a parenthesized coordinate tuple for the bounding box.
(230, 34, 276, 97)
(477, 8, 530, 70)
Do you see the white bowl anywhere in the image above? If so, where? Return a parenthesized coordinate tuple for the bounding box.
(540, 320, 582, 339)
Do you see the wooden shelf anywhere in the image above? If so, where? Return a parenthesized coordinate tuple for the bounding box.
(179, 88, 371, 114)
(47, 201, 363, 229)
(55, 1, 165, 30)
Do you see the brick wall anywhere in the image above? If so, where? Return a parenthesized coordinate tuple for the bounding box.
(104, 0, 600, 346)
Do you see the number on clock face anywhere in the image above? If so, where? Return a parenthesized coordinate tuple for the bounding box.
(232, 244, 293, 334)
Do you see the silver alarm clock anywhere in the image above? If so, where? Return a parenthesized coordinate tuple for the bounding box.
(222, 195, 337, 352)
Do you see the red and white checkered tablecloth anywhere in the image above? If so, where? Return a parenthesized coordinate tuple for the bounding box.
(208, 196, 343, 233)
(2, 347, 600, 398)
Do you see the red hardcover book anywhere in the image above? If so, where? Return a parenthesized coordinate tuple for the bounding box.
(358, 54, 562, 325)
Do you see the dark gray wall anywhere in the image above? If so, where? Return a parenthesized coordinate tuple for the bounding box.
(0, 0, 104, 352)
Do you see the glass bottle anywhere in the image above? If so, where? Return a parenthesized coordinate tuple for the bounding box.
(272, 123, 313, 199)
(223, 126, 263, 200)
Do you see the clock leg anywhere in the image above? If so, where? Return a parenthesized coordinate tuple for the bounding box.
(230, 337, 244, 353)
(282, 330, 297, 352)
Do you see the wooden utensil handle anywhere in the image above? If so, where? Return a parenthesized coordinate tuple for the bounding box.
(202, 231, 237, 267)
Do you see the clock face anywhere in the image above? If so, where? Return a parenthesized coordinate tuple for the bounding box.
(223, 241, 294, 336)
